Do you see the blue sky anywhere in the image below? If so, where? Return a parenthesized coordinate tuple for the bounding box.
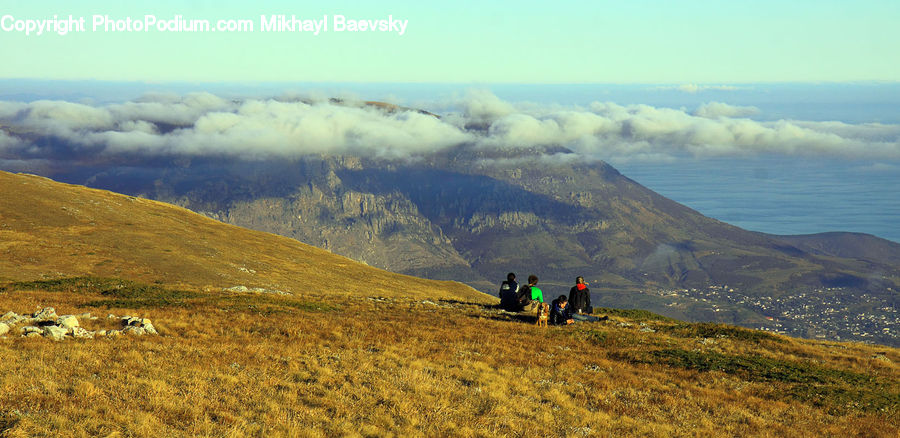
(1, 0, 898, 83)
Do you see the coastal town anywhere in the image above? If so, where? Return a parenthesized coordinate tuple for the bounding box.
(652, 285, 897, 346)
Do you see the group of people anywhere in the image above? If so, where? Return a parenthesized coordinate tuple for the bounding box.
(499, 273, 606, 325)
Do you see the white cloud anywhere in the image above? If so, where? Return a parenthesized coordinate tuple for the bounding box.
(0, 91, 898, 165)
(693, 102, 760, 118)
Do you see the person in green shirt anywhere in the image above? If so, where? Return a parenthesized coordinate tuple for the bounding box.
(516, 274, 543, 313)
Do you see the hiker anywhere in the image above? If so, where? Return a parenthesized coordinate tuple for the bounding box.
(568, 276, 605, 322)
(499, 272, 520, 311)
(568, 276, 591, 314)
(549, 295, 575, 325)
(516, 274, 544, 313)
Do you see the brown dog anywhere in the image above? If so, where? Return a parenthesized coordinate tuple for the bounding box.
(536, 302, 550, 327)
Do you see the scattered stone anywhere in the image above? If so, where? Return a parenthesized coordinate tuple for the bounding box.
(42, 325, 68, 341)
(106, 330, 121, 337)
(226, 285, 292, 296)
(421, 300, 438, 306)
(640, 327, 656, 333)
(617, 322, 633, 328)
(120, 316, 157, 336)
(32, 307, 57, 321)
(0, 323, 8, 336)
(873, 354, 891, 364)
(1, 311, 21, 325)
(57, 315, 80, 329)
(21, 326, 42, 335)
(107, 314, 117, 319)
(123, 326, 146, 336)
(71, 327, 94, 339)
(97, 330, 107, 337)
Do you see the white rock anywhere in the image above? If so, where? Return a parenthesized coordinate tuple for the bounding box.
(32, 307, 57, 321)
(42, 326, 68, 341)
(123, 326, 146, 336)
(21, 326, 42, 335)
(143, 324, 158, 335)
(1, 311, 18, 321)
(72, 327, 94, 339)
(57, 315, 79, 329)
(107, 314, 117, 319)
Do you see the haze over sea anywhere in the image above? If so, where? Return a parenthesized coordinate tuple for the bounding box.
(2, 80, 898, 243)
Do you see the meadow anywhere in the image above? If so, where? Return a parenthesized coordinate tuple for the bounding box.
(1, 278, 896, 437)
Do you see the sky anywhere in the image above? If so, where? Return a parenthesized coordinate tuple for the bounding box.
(1, 0, 899, 83)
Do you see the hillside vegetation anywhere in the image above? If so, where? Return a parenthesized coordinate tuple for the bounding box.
(0, 278, 897, 436)
(0, 171, 489, 303)
(0, 170, 897, 436)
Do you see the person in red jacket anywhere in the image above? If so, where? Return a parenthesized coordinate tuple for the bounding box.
(568, 276, 607, 322)
(568, 276, 592, 314)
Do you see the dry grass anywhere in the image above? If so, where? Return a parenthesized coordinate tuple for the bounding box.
(1, 282, 897, 437)
(0, 170, 897, 436)
(0, 171, 489, 303)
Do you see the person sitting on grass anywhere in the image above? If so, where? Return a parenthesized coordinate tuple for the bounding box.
(549, 295, 575, 325)
(567, 276, 606, 322)
(517, 275, 543, 313)
(568, 276, 592, 314)
(499, 272, 520, 311)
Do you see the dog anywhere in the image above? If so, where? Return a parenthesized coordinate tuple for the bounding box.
(536, 302, 550, 327)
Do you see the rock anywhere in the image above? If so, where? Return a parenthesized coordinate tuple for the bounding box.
(107, 314, 117, 319)
(32, 307, 57, 321)
(122, 326, 146, 336)
(96, 330, 107, 336)
(21, 326, 42, 335)
(42, 326, 68, 341)
(0, 323, 8, 336)
(106, 330, 121, 337)
(143, 324, 158, 335)
(640, 327, 656, 333)
(1, 311, 16, 320)
(421, 300, 438, 306)
(57, 315, 80, 329)
(71, 327, 94, 339)
(226, 286, 250, 293)
(1, 314, 23, 326)
(24, 331, 42, 338)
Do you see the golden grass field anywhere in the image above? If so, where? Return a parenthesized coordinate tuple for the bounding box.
(0, 281, 897, 437)
(0, 171, 898, 436)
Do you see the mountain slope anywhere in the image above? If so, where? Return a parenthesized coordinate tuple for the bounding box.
(24, 149, 900, 345)
(0, 170, 492, 303)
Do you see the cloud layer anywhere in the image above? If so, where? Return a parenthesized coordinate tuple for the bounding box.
(1, 91, 899, 168)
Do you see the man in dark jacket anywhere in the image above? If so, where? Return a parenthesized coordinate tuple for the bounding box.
(549, 295, 575, 325)
(568, 276, 592, 315)
(499, 272, 520, 311)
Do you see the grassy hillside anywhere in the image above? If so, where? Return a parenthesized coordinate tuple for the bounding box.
(0, 170, 896, 436)
(0, 278, 897, 436)
(0, 171, 491, 303)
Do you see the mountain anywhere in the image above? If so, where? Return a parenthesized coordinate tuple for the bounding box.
(0, 170, 491, 303)
(44, 146, 900, 346)
(0, 169, 897, 436)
